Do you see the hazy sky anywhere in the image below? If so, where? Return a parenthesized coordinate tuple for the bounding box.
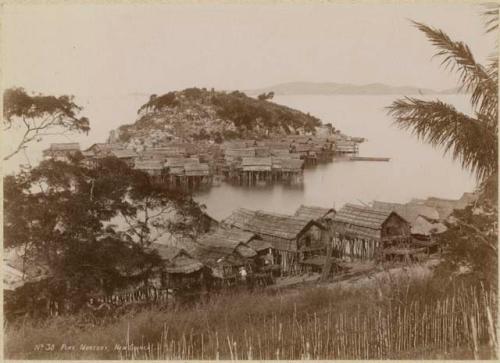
(3, 2, 496, 96)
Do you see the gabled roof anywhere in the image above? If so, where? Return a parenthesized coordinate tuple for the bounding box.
(241, 157, 272, 171)
(223, 208, 257, 230)
(45, 143, 81, 151)
(334, 204, 394, 229)
(295, 205, 335, 220)
(411, 216, 448, 236)
(165, 255, 204, 274)
(247, 239, 273, 251)
(197, 228, 256, 251)
(372, 201, 439, 224)
(235, 245, 257, 258)
(166, 157, 197, 167)
(223, 208, 319, 241)
(134, 160, 164, 170)
(85, 143, 124, 152)
(111, 149, 138, 159)
(224, 148, 256, 158)
(148, 243, 186, 261)
(148, 243, 204, 274)
(241, 157, 272, 166)
(191, 245, 246, 268)
(142, 147, 187, 156)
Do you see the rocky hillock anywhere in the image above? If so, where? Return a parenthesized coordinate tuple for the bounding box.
(108, 88, 324, 148)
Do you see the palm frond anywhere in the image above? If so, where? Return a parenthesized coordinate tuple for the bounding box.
(412, 21, 498, 123)
(482, 2, 499, 34)
(387, 97, 497, 181)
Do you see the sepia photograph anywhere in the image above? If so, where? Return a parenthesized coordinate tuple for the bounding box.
(2, 1, 498, 360)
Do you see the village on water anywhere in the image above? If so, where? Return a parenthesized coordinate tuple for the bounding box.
(3, 3, 497, 360)
(6, 124, 475, 309)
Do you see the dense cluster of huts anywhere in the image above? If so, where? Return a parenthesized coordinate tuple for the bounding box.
(117, 193, 473, 299)
(4, 182, 475, 309)
(42, 133, 362, 190)
(35, 139, 477, 305)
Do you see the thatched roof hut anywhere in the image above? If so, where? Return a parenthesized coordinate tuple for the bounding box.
(280, 158, 304, 172)
(197, 228, 257, 251)
(333, 203, 410, 240)
(43, 143, 82, 159)
(225, 148, 256, 159)
(165, 255, 204, 274)
(241, 157, 272, 172)
(134, 160, 164, 175)
(43, 142, 80, 152)
(411, 215, 447, 236)
(185, 163, 210, 177)
(110, 149, 138, 159)
(191, 245, 247, 278)
(140, 147, 187, 160)
(415, 193, 477, 220)
(85, 143, 124, 155)
(148, 244, 204, 275)
(223, 208, 322, 252)
(149, 244, 185, 261)
(247, 239, 273, 252)
(372, 201, 439, 224)
(295, 205, 336, 221)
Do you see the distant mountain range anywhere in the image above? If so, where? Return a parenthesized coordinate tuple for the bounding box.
(245, 82, 461, 96)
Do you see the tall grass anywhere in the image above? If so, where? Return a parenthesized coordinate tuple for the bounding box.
(5, 278, 497, 359)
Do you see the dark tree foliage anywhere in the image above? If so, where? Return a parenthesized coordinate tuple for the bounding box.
(183, 87, 204, 99)
(131, 88, 322, 142)
(138, 92, 180, 114)
(436, 203, 497, 290)
(211, 91, 320, 134)
(4, 156, 204, 315)
(3, 87, 90, 161)
(257, 91, 274, 101)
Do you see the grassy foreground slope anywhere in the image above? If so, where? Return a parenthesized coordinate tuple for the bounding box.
(5, 277, 496, 360)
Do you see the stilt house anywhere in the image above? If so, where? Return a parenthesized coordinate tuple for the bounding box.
(332, 204, 411, 260)
(294, 205, 336, 229)
(149, 244, 205, 290)
(223, 208, 326, 274)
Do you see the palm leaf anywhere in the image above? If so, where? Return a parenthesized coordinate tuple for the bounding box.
(412, 21, 498, 124)
(387, 97, 497, 181)
(482, 2, 499, 34)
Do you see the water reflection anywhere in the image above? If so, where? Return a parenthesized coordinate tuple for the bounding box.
(195, 95, 476, 220)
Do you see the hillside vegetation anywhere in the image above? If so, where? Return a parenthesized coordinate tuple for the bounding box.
(109, 88, 322, 146)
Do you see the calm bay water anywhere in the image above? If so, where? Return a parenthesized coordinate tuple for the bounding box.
(4, 93, 476, 222)
(194, 95, 476, 220)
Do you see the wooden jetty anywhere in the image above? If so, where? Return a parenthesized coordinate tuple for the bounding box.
(349, 156, 390, 162)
